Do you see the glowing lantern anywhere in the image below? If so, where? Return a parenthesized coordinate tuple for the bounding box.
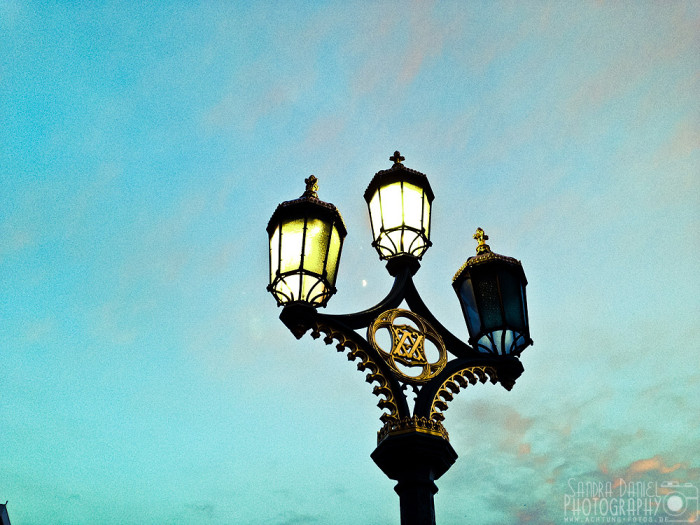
(364, 151, 434, 260)
(267, 176, 346, 307)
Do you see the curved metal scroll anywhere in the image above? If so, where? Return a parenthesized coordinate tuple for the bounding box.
(428, 365, 498, 422)
(307, 316, 409, 422)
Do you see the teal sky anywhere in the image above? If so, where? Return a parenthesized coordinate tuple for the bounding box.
(1, 2, 698, 524)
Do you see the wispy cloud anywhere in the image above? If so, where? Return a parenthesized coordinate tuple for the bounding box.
(275, 512, 321, 525)
(183, 502, 216, 519)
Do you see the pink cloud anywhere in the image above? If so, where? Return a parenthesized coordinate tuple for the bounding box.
(397, 1, 445, 85)
(611, 455, 685, 490)
(345, 1, 446, 97)
(627, 456, 682, 475)
(302, 115, 346, 151)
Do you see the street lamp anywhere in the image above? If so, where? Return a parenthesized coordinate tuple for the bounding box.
(267, 153, 532, 525)
(364, 151, 434, 261)
(452, 228, 532, 355)
(267, 175, 346, 307)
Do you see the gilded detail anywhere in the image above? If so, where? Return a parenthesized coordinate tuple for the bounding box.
(452, 250, 522, 282)
(303, 175, 319, 198)
(389, 324, 427, 366)
(368, 309, 447, 384)
(377, 416, 449, 444)
(473, 227, 491, 255)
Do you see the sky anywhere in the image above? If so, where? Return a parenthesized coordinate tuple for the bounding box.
(1, 1, 698, 524)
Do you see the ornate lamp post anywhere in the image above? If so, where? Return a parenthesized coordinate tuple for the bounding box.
(267, 153, 532, 525)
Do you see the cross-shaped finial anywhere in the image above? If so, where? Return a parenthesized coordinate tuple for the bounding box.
(303, 175, 319, 198)
(390, 151, 405, 165)
(473, 227, 491, 255)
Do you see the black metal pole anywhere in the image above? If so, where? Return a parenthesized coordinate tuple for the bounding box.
(372, 432, 457, 525)
(394, 476, 439, 525)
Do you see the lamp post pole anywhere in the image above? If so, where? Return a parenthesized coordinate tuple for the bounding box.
(268, 152, 532, 524)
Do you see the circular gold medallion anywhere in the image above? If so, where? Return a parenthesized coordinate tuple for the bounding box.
(368, 309, 447, 384)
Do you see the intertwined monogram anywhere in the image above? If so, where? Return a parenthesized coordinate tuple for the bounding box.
(390, 325, 427, 366)
(368, 309, 447, 384)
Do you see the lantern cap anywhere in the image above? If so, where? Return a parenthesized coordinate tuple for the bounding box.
(363, 151, 435, 203)
(452, 229, 525, 283)
(267, 175, 347, 236)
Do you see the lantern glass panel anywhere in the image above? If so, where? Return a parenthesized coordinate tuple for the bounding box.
(402, 182, 423, 228)
(386, 230, 402, 255)
(500, 269, 525, 331)
(474, 274, 502, 330)
(301, 274, 327, 304)
(368, 190, 382, 240)
(457, 277, 481, 335)
(278, 274, 299, 303)
(280, 219, 305, 273)
(406, 231, 426, 256)
(326, 225, 342, 285)
(476, 330, 524, 355)
(269, 225, 280, 282)
(502, 330, 514, 350)
(380, 182, 403, 230)
(423, 197, 431, 237)
(303, 218, 330, 275)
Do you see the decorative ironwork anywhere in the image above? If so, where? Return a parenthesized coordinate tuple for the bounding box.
(389, 150, 405, 165)
(368, 309, 447, 384)
(390, 324, 427, 366)
(377, 416, 449, 444)
(303, 175, 319, 198)
(310, 319, 401, 423)
(452, 250, 523, 282)
(473, 227, 490, 255)
(429, 366, 498, 422)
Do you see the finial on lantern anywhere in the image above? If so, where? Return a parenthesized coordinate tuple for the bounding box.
(389, 151, 405, 165)
(303, 175, 319, 198)
(473, 227, 491, 255)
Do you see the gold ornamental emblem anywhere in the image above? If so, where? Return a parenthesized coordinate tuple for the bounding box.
(368, 309, 447, 383)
